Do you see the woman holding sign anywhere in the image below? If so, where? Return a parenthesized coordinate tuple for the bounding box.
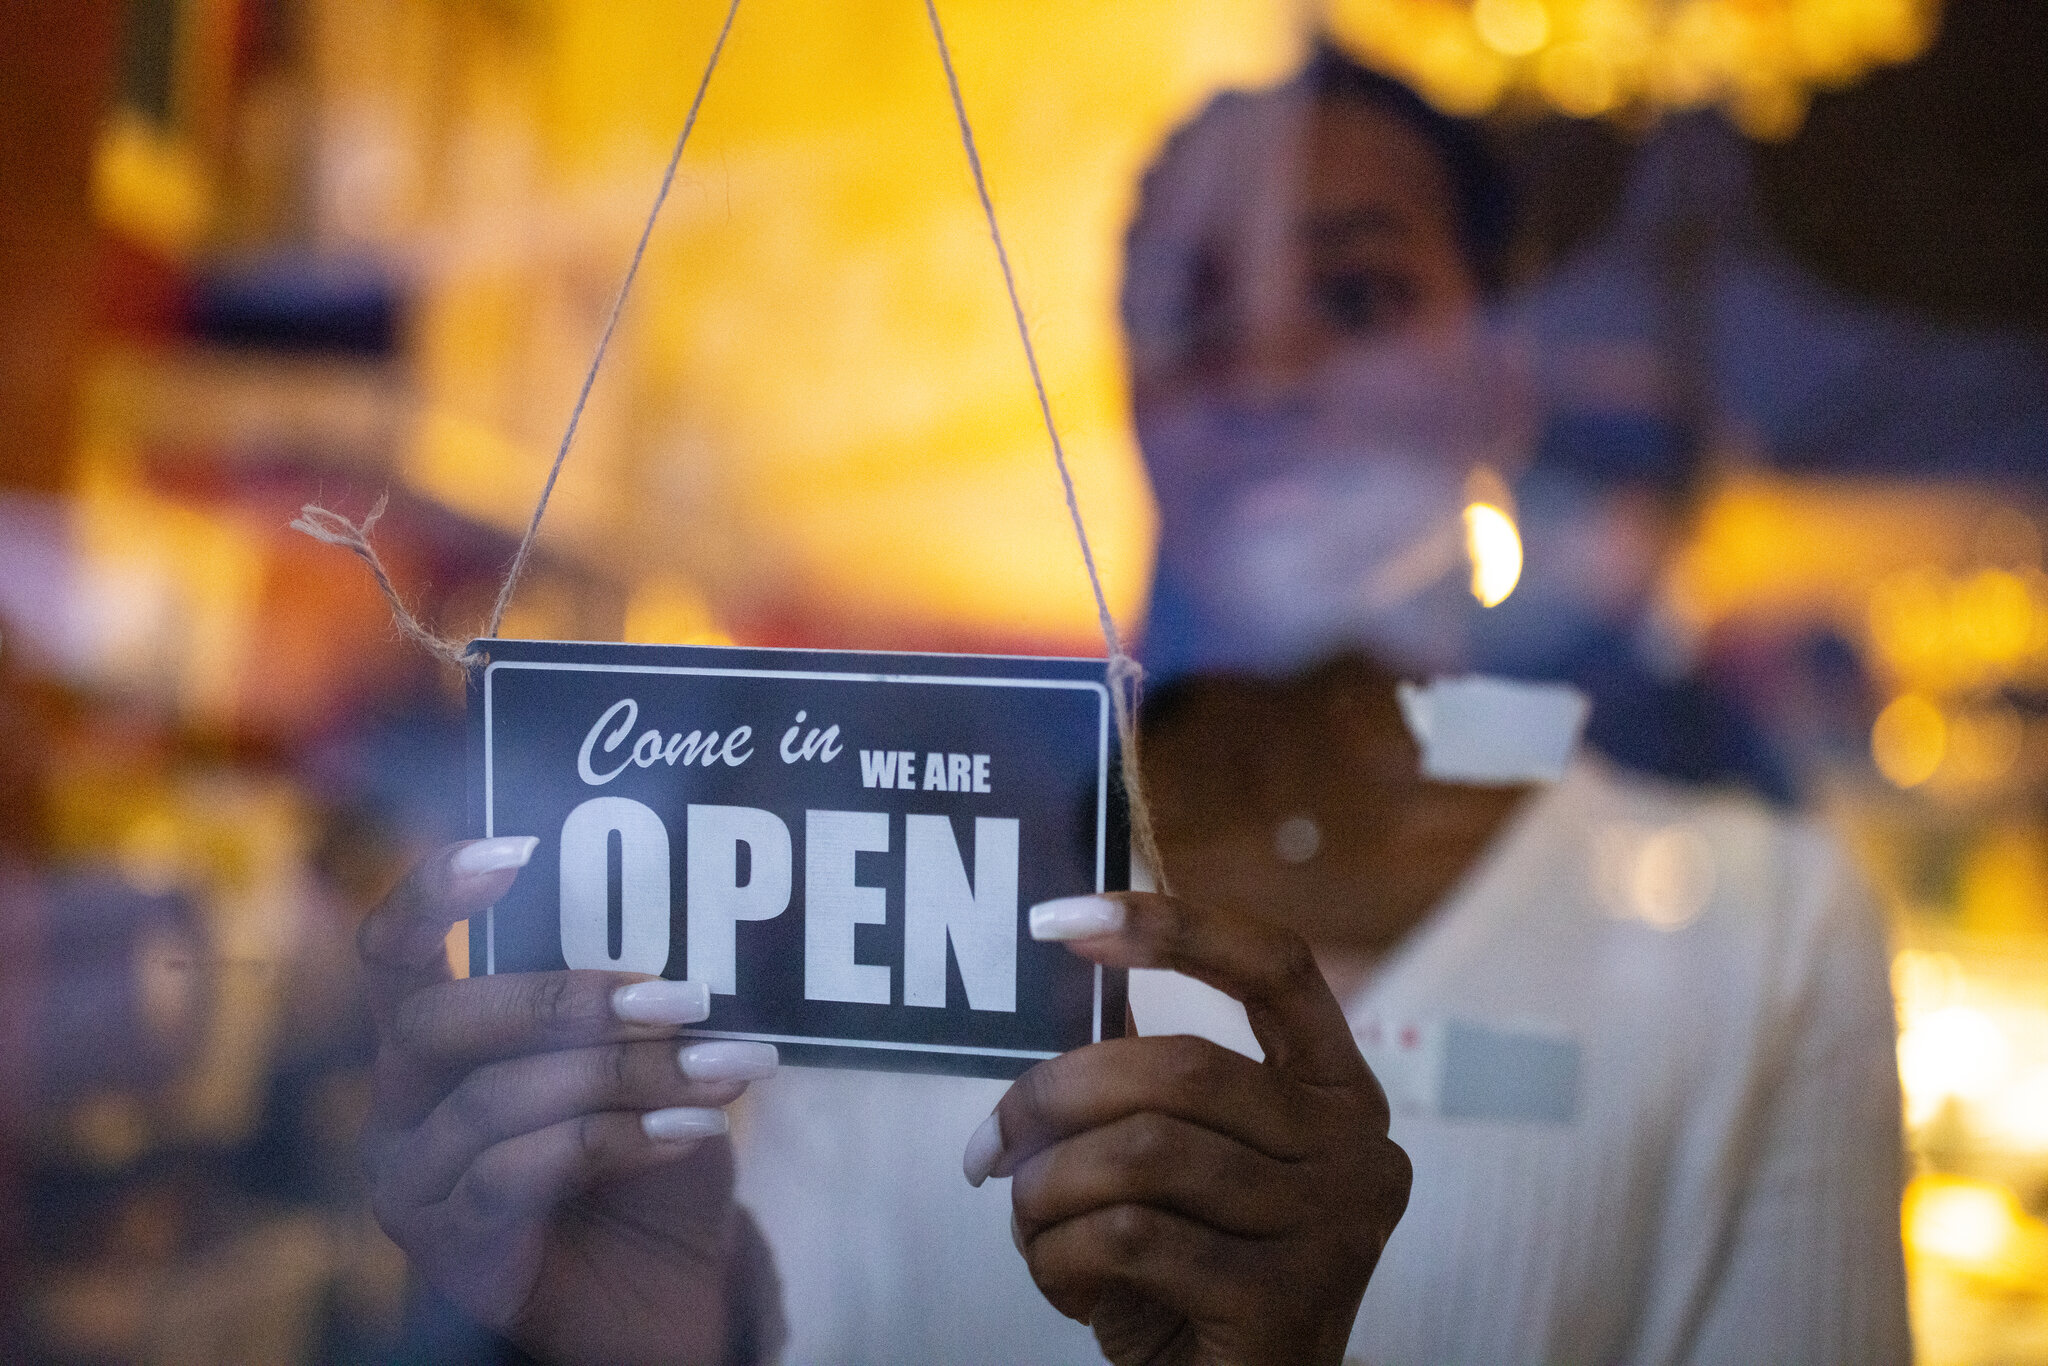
(1119, 40, 1906, 1366)
(359, 41, 1904, 1366)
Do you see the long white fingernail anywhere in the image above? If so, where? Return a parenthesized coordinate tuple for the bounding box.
(679, 1041, 778, 1082)
(1028, 895, 1125, 941)
(613, 980, 711, 1025)
(962, 1110, 1004, 1187)
(452, 836, 538, 876)
(641, 1107, 728, 1142)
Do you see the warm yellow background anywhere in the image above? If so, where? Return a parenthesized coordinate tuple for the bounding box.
(334, 0, 1309, 648)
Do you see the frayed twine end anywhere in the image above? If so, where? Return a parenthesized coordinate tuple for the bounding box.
(289, 496, 484, 669)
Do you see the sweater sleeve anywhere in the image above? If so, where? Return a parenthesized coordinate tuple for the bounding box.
(1681, 836, 1911, 1366)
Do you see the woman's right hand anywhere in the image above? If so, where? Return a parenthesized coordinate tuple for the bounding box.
(974, 892, 1410, 1366)
(358, 837, 782, 1364)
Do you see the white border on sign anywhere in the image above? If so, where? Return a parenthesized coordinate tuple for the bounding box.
(483, 658, 1113, 1057)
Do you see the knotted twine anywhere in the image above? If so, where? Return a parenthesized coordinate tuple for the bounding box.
(293, 0, 1169, 891)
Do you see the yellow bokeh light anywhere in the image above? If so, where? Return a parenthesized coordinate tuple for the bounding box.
(1953, 567, 2033, 662)
(1473, 0, 1552, 55)
(1872, 693, 1945, 788)
(1406, 17, 1514, 115)
(1898, 1004, 2011, 1126)
(1536, 41, 1620, 116)
(1892, 948, 1965, 1021)
(1853, 0, 1940, 63)
(1905, 1175, 2022, 1267)
(1985, 1063, 2048, 1154)
(1464, 502, 1523, 608)
(1327, 0, 1940, 135)
(1905, 1174, 2048, 1292)
(94, 110, 214, 259)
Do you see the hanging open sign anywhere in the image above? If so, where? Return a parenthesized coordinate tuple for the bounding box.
(468, 639, 1131, 1079)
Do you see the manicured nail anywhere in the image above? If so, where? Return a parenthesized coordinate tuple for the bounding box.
(451, 836, 538, 877)
(1028, 895, 1125, 941)
(641, 1106, 728, 1143)
(679, 1041, 779, 1083)
(962, 1110, 1004, 1187)
(612, 980, 711, 1026)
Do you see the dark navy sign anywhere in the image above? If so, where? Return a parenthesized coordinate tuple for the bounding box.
(468, 639, 1130, 1079)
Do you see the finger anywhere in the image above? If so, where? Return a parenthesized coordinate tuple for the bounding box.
(1022, 1203, 1256, 1329)
(358, 839, 539, 1018)
(390, 972, 712, 1070)
(1030, 892, 1369, 1089)
(373, 972, 711, 1127)
(1010, 1111, 1306, 1241)
(968, 1034, 1306, 1185)
(384, 1039, 776, 1210)
(444, 1109, 731, 1226)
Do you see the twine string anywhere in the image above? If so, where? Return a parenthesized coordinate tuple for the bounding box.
(288, 496, 473, 668)
(920, 0, 1167, 890)
(291, 0, 744, 664)
(483, 0, 743, 642)
(293, 0, 1169, 891)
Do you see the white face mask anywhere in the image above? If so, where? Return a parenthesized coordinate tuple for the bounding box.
(1140, 325, 1535, 677)
(1211, 455, 1474, 674)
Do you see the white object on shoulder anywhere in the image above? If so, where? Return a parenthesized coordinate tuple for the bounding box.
(1396, 675, 1590, 785)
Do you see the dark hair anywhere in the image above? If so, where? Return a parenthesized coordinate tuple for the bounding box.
(1295, 40, 1516, 293)
(1120, 43, 1519, 361)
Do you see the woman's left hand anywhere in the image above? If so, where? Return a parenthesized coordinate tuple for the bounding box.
(964, 891, 1410, 1366)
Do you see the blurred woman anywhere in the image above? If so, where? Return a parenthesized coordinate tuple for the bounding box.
(354, 43, 1908, 1366)
(1125, 46, 1908, 1364)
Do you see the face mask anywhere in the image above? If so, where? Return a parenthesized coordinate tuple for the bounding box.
(1139, 326, 1534, 678)
(1208, 455, 1475, 674)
